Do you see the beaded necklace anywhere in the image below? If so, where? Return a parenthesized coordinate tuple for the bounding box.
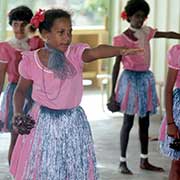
(41, 43, 77, 100)
(42, 66, 64, 101)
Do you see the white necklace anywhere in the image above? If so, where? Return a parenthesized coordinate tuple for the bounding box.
(129, 26, 149, 47)
(129, 26, 150, 64)
(8, 36, 30, 51)
(42, 66, 64, 101)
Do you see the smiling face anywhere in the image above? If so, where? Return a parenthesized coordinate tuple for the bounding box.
(129, 10, 147, 29)
(12, 20, 28, 39)
(45, 17, 72, 52)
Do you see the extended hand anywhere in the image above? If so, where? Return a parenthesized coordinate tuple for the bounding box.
(120, 47, 144, 56)
(107, 95, 120, 113)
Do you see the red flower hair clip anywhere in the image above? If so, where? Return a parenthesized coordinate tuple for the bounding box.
(120, 11, 128, 20)
(30, 9, 45, 28)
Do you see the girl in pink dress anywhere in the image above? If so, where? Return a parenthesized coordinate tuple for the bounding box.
(159, 45, 180, 180)
(9, 8, 143, 180)
(108, 0, 180, 175)
(0, 5, 44, 164)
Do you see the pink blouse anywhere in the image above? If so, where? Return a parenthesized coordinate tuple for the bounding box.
(19, 43, 90, 109)
(167, 44, 180, 88)
(0, 36, 44, 83)
(113, 26, 157, 71)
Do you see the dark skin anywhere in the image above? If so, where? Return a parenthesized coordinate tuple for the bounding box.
(0, 63, 7, 93)
(108, 10, 180, 174)
(165, 68, 179, 138)
(110, 10, 180, 102)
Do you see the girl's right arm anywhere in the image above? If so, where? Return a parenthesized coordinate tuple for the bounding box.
(82, 44, 143, 62)
(110, 56, 121, 100)
(13, 76, 32, 116)
(13, 76, 34, 134)
(165, 67, 179, 138)
(0, 62, 7, 94)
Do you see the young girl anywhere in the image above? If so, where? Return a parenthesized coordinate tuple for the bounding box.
(0, 5, 44, 164)
(9, 8, 142, 180)
(159, 45, 180, 180)
(108, 0, 180, 175)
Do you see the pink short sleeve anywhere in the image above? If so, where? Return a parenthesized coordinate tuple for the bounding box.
(0, 43, 9, 63)
(167, 45, 180, 70)
(73, 43, 90, 61)
(67, 43, 90, 70)
(147, 26, 157, 40)
(113, 36, 123, 46)
(29, 36, 44, 50)
(18, 52, 32, 79)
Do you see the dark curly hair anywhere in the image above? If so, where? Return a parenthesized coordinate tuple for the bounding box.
(39, 9, 71, 33)
(125, 0, 150, 22)
(8, 5, 33, 25)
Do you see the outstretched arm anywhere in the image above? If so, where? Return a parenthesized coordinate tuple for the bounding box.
(82, 44, 143, 62)
(165, 67, 179, 138)
(154, 31, 180, 39)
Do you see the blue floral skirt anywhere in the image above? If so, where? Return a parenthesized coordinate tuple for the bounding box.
(10, 105, 98, 180)
(116, 70, 159, 117)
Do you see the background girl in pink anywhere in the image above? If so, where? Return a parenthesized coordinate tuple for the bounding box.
(160, 45, 180, 180)
(108, 0, 180, 175)
(0, 5, 44, 164)
(9, 8, 142, 180)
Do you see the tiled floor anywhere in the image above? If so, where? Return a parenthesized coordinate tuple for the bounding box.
(0, 87, 171, 180)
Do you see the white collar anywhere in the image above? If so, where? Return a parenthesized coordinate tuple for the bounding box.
(128, 25, 150, 44)
(129, 26, 150, 64)
(129, 26, 149, 34)
(8, 36, 30, 51)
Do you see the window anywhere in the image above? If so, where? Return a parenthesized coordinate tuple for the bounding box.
(7, 0, 108, 28)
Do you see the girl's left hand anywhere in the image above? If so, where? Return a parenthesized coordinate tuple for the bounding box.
(107, 95, 120, 113)
(13, 114, 35, 135)
(167, 123, 179, 138)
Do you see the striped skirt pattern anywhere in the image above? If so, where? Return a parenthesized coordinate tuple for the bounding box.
(160, 88, 180, 160)
(0, 83, 17, 132)
(10, 105, 98, 180)
(116, 70, 159, 117)
(0, 83, 33, 132)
